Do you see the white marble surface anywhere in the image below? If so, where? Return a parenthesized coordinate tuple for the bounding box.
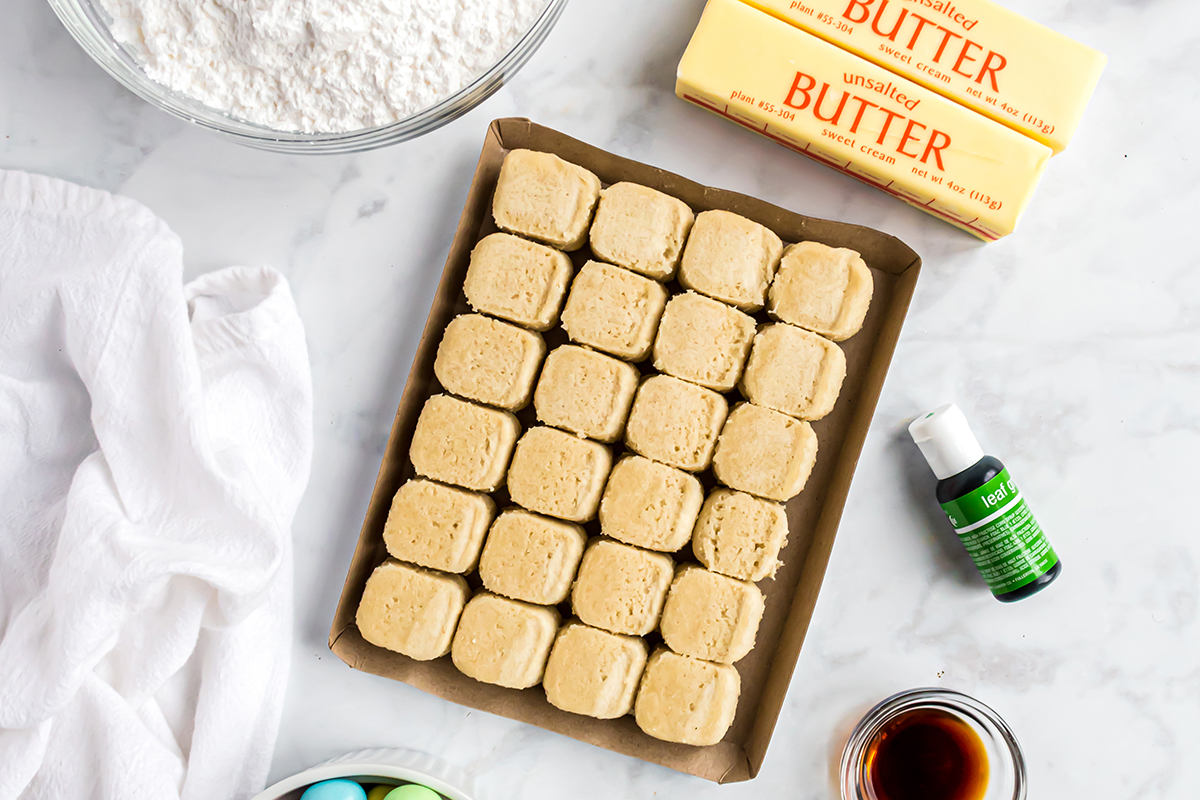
(4, 0, 1199, 797)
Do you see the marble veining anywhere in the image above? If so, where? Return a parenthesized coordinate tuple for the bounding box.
(2, 0, 1198, 797)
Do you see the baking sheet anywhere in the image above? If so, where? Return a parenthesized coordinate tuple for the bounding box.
(330, 117, 920, 782)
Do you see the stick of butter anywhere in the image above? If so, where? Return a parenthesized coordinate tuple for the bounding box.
(676, 0, 1052, 240)
(742, 0, 1106, 153)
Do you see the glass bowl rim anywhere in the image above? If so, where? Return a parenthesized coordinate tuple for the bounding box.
(839, 687, 1028, 800)
(44, 0, 569, 153)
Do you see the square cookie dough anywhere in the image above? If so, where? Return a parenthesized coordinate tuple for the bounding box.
(533, 344, 639, 442)
(624, 375, 728, 472)
(434, 314, 546, 411)
(409, 394, 520, 492)
(451, 593, 561, 689)
(712, 403, 818, 502)
(492, 149, 602, 251)
(652, 291, 756, 391)
(678, 209, 784, 311)
(507, 426, 612, 522)
(659, 565, 765, 664)
(478, 508, 587, 606)
(767, 241, 874, 341)
(692, 489, 789, 582)
(543, 621, 649, 719)
(599, 455, 703, 552)
(464, 232, 573, 331)
(740, 323, 846, 421)
(571, 539, 674, 636)
(634, 649, 741, 746)
(356, 560, 469, 661)
(560, 260, 668, 362)
(382, 478, 496, 574)
(588, 182, 694, 280)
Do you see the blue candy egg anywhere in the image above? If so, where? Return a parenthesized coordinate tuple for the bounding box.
(300, 779, 368, 800)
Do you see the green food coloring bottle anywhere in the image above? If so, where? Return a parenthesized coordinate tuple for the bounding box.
(909, 403, 1060, 602)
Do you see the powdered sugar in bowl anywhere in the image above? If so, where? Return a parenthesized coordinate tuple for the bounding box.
(47, 0, 567, 153)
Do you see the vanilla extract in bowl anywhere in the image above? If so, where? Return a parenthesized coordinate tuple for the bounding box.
(864, 708, 989, 800)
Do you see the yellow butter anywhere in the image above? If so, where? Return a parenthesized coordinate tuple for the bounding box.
(676, 0, 1052, 240)
(743, 0, 1105, 153)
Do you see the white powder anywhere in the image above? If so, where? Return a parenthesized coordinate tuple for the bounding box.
(101, 0, 547, 133)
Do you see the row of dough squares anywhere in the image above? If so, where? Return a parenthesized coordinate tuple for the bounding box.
(372, 472, 780, 620)
(359, 558, 740, 745)
(407, 395, 796, 561)
(481, 148, 872, 341)
(465, 189, 871, 412)
(414, 380, 820, 505)
(357, 149, 874, 746)
(464, 244, 850, 419)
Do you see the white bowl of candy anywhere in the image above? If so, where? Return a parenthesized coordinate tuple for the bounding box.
(253, 749, 476, 800)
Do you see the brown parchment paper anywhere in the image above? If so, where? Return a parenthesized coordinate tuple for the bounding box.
(330, 118, 921, 783)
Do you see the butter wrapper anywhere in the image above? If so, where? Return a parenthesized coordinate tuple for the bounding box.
(677, 0, 1053, 240)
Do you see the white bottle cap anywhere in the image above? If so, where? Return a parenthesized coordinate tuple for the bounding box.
(908, 403, 985, 480)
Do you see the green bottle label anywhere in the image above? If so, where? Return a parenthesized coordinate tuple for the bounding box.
(940, 469, 1058, 596)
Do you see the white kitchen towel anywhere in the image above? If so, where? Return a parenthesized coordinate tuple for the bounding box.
(0, 171, 313, 799)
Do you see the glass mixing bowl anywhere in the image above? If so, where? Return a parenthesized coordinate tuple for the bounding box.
(46, 0, 568, 153)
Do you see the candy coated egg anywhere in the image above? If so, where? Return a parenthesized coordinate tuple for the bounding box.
(384, 785, 442, 800)
(300, 779, 368, 800)
(366, 787, 393, 800)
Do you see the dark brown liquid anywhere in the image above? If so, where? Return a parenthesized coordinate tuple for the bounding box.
(865, 709, 989, 800)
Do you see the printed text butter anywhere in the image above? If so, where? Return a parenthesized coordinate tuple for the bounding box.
(742, 0, 1106, 152)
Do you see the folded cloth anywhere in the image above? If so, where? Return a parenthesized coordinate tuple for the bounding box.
(0, 171, 313, 800)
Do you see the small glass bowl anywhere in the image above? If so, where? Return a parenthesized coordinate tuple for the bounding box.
(841, 688, 1027, 800)
(46, 0, 568, 153)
